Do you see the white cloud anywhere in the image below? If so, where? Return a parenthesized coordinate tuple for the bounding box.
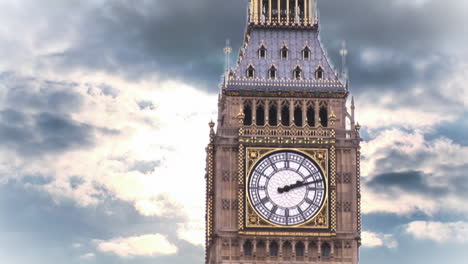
(72, 243, 83, 249)
(95, 234, 178, 257)
(177, 222, 205, 247)
(0, 72, 217, 247)
(362, 231, 398, 248)
(406, 221, 468, 243)
(79, 253, 95, 260)
(361, 128, 468, 216)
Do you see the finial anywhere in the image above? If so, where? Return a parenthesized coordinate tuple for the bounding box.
(355, 122, 361, 131)
(209, 120, 215, 141)
(351, 96, 355, 109)
(340, 41, 348, 82)
(223, 39, 232, 84)
(329, 111, 337, 127)
(237, 111, 245, 125)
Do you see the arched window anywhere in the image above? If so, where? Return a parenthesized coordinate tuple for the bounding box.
(295, 242, 305, 257)
(269, 102, 278, 126)
(243, 101, 252, 126)
(315, 66, 324, 80)
(244, 240, 253, 256)
(257, 241, 266, 258)
(319, 104, 328, 127)
(294, 104, 303, 126)
(289, 0, 296, 19)
(281, 102, 290, 126)
(283, 241, 292, 259)
(303, 46, 311, 60)
(270, 241, 279, 256)
(306, 103, 315, 126)
(259, 45, 267, 58)
(281, 46, 288, 60)
(321, 242, 331, 257)
(309, 242, 318, 257)
(269, 65, 277, 79)
(294, 66, 302, 80)
(256, 101, 265, 126)
(247, 65, 255, 79)
(280, 0, 287, 19)
(298, 0, 305, 19)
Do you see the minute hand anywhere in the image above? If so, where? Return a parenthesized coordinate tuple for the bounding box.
(278, 179, 323, 194)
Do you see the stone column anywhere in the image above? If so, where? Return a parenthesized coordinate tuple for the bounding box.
(302, 100, 307, 126)
(289, 100, 294, 126)
(269, 0, 272, 23)
(277, 99, 282, 125)
(252, 99, 257, 124)
(315, 101, 320, 127)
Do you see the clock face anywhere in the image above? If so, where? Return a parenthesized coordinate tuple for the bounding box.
(248, 151, 326, 226)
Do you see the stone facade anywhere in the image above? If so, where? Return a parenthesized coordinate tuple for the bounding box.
(205, 1, 361, 263)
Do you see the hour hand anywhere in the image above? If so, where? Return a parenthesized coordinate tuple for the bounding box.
(277, 179, 322, 193)
(277, 181, 303, 194)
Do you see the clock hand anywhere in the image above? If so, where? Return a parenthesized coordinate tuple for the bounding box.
(277, 179, 323, 194)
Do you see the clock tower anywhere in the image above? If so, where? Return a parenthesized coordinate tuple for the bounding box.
(205, 0, 361, 263)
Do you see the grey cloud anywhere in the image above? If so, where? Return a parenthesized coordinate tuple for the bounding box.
(3, 0, 467, 96)
(0, 72, 83, 114)
(69, 176, 85, 190)
(0, 110, 95, 156)
(366, 171, 446, 196)
(137, 100, 157, 111)
(0, 181, 200, 264)
(365, 164, 468, 201)
(130, 160, 161, 174)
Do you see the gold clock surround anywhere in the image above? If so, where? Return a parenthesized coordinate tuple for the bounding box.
(239, 146, 335, 235)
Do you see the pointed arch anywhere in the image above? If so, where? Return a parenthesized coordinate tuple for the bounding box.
(270, 241, 279, 257)
(294, 65, 302, 80)
(303, 46, 311, 60)
(319, 102, 328, 127)
(308, 241, 318, 257)
(321, 242, 331, 257)
(269, 65, 277, 79)
(246, 65, 255, 79)
(306, 101, 315, 126)
(283, 241, 293, 260)
(243, 100, 253, 126)
(257, 240, 266, 258)
(281, 45, 289, 60)
(243, 240, 253, 256)
(315, 66, 324, 79)
(269, 101, 278, 126)
(258, 45, 267, 58)
(294, 102, 303, 126)
(281, 101, 290, 126)
(295, 241, 305, 257)
(256, 101, 265, 126)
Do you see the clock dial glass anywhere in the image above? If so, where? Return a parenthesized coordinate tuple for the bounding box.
(248, 151, 326, 226)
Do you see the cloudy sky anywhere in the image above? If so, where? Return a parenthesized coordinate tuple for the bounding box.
(0, 0, 467, 263)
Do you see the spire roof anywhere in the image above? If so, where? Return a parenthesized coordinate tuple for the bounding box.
(223, 26, 346, 93)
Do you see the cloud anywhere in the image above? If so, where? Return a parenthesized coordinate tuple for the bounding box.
(405, 221, 468, 244)
(362, 231, 398, 249)
(79, 253, 95, 259)
(177, 223, 205, 247)
(0, 70, 216, 246)
(361, 129, 468, 216)
(95, 234, 177, 257)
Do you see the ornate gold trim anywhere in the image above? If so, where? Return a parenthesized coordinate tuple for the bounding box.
(240, 147, 333, 232)
(205, 143, 215, 262)
(239, 231, 337, 237)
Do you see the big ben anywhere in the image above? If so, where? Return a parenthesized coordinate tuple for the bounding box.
(205, 0, 361, 263)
